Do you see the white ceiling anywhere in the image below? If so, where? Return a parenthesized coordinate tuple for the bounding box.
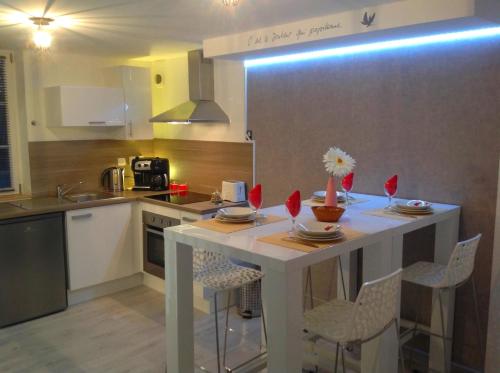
(0, 0, 403, 58)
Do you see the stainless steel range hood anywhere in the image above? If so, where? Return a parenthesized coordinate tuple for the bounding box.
(149, 50, 230, 124)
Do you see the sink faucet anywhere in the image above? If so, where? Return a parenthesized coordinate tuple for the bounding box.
(57, 181, 86, 199)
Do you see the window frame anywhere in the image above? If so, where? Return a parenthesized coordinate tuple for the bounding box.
(0, 50, 20, 195)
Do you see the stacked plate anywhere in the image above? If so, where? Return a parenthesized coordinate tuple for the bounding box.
(294, 221, 345, 242)
(311, 191, 346, 204)
(391, 200, 433, 215)
(215, 207, 256, 223)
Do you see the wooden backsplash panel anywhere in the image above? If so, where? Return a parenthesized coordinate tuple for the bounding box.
(29, 140, 154, 196)
(247, 39, 500, 369)
(153, 139, 253, 195)
(29, 139, 254, 197)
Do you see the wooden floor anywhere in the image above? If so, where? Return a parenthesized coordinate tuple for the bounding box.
(0, 286, 471, 373)
(0, 286, 263, 373)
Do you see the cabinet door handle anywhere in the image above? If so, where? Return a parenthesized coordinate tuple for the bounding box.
(88, 121, 106, 125)
(182, 217, 197, 223)
(71, 213, 93, 220)
(145, 228, 163, 236)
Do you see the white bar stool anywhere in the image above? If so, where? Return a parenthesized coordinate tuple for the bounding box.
(193, 250, 267, 373)
(304, 269, 405, 373)
(402, 234, 483, 373)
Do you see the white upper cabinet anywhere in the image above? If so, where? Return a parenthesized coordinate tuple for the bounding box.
(107, 66, 153, 140)
(45, 86, 126, 127)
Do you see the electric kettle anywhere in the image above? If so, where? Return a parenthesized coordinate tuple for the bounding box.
(101, 167, 125, 192)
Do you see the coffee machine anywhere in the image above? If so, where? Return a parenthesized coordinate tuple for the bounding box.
(131, 157, 169, 191)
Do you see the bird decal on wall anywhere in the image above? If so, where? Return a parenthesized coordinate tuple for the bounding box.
(361, 11, 376, 27)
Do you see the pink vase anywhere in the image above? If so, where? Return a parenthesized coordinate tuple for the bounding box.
(325, 175, 337, 207)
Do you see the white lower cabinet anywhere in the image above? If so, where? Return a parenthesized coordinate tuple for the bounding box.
(66, 203, 136, 291)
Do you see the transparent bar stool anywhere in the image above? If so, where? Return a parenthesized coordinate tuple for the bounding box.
(193, 250, 267, 373)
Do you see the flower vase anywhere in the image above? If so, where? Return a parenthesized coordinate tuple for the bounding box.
(325, 175, 337, 207)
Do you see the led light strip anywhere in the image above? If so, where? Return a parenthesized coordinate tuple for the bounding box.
(244, 26, 500, 68)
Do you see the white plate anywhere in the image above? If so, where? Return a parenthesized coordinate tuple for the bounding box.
(311, 195, 346, 203)
(217, 207, 254, 218)
(312, 191, 344, 199)
(391, 206, 433, 215)
(312, 191, 326, 198)
(294, 231, 345, 242)
(396, 200, 432, 210)
(296, 221, 342, 237)
(296, 231, 343, 240)
(215, 215, 256, 223)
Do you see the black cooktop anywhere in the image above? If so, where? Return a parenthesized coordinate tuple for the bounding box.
(146, 191, 211, 205)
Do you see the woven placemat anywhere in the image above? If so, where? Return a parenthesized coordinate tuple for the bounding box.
(191, 214, 287, 234)
(257, 227, 365, 253)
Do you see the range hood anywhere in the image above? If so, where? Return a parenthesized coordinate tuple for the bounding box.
(150, 50, 230, 124)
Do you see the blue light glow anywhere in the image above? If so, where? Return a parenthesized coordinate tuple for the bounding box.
(244, 27, 500, 68)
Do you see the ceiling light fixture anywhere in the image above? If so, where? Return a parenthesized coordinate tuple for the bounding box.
(30, 16, 54, 50)
(222, 0, 239, 6)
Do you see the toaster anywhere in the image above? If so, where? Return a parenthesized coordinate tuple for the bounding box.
(221, 180, 246, 202)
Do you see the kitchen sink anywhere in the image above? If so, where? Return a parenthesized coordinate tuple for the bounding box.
(65, 192, 116, 203)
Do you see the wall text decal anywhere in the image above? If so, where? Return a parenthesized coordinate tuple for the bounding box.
(247, 21, 342, 47)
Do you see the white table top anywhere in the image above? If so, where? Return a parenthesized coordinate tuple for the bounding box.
(164, 193, 460, 272)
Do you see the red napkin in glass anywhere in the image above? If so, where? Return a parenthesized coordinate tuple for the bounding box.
(248, 184, 262, 210)
(285, 190, 301, 218)
(384, 175, 398, 196)
(342, 172, 354, 192)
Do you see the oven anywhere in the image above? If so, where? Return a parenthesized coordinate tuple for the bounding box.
(142, 211, 180, 279)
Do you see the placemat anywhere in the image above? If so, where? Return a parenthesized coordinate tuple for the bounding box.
(191, 215, 287, 234)
(362, 208, 433, 221)
(257, 227, 366, 253)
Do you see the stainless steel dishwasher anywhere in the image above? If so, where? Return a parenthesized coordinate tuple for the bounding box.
(0, 212, 67, 328)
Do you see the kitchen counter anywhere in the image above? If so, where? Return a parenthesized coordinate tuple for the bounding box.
(0, 190, 245, 220)
(137, 195, 245, 214)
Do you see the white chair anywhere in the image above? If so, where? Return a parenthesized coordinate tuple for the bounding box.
(402, 234, 483, 373)
(193, 249, 266, 373)
(304, 269, 405, 372)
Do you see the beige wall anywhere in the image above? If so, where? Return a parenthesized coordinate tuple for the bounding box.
(152, 55, 247, 143)
(17, 50, 247, 143)
(10, 50, 247, 193)
(18, 51, 150, 142)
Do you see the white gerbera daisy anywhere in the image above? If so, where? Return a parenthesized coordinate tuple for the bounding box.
(323, 147, 356, 177)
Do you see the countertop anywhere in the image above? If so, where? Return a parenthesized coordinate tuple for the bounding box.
(0, 190, 245, 220)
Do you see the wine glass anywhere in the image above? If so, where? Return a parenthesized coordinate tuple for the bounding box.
(248, 184, 263, 222)
(384, 175, 398, 208)
(341, 172, 354, 206)
(285, 190, 301, 233)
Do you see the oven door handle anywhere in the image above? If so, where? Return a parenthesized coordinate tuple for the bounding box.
(145, 228, 164, 237)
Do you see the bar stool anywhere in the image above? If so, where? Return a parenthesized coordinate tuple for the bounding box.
(193, 250, 267, 373)
(402, 234, 483, 373)
(304, 269, 405, 373)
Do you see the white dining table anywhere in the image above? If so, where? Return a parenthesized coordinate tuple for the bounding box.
(163, 193, 460, 373)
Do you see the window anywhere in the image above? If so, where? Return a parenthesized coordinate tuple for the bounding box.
(0, 54, 14, 192)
